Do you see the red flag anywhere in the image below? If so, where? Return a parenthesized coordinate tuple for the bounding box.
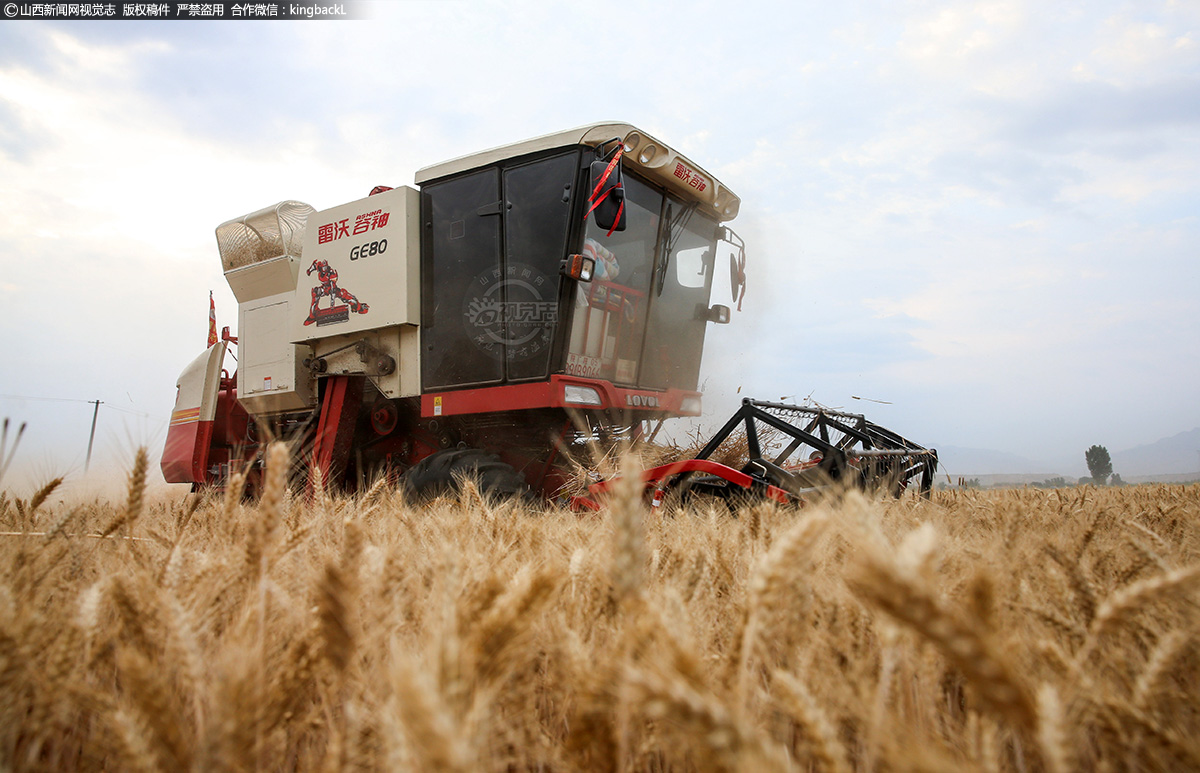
(207, 291, 218, 348)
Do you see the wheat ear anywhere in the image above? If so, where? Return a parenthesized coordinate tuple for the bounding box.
(123, 448, 148, 540)
(1104, 698, 1200, 769)
(115, 644, 189, 770)
(736, 512, 829, 701)
(257, 441, 288, 539)
(746, 512, 829, 623)
(624, 664, 791, 773)
(1077, 565, 1200, 665)
(26, 476, 63, 521)
(469, 564, 559, 687)
(610, 452, 646, 605)
(221, 470, 246, 523)
(849, 542, 1036, 731)
(390, 655, 474, 772)
(1134, 629, 1193, 714)
(771, 670, 850, 773)
(1037, 683, 1073, 773)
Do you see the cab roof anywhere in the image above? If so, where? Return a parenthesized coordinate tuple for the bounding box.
(414, 122, 740, 222)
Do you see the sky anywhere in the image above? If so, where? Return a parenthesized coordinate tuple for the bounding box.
(1, 0, 1198, 490)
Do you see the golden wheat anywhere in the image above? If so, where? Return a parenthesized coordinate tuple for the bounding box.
(0, 462, 1197, 771)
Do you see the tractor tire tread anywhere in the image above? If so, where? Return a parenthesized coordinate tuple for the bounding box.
(403, 448, 529, 503)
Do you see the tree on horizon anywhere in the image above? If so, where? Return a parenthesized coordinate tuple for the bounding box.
(1086, 444, 1113, 485)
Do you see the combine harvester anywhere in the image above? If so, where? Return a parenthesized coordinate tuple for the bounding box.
(162, 122, 936, 508)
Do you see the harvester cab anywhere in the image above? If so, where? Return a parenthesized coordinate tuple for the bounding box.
(163, 123, 752, 500)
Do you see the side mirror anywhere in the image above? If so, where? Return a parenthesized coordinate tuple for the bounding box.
(729, 254, 742, 303)
(588, 153, 626, 233)
(717, 226, 747, 311)
(696, 303, 730, 324)
(561, 254, 596, 282)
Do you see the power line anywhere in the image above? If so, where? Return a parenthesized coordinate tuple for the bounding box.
(0, 394, 94, 404)
(2, 395, 164, 470)
(1, 394, 156, 418)
(104, 404, 157, 419)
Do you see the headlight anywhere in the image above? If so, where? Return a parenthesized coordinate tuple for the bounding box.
(680, 396, 702, 414)
(564, 385, 603, 406)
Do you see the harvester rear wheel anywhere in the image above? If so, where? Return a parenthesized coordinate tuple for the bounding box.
(402, 448, 529, 504)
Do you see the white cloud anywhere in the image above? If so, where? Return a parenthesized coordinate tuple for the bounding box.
(1, 3, 1198, 482)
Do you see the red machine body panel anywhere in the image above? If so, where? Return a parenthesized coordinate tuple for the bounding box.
(162, 408, 214, 484)
(420, 375, 701, 419)
(161, 343, 227, 484)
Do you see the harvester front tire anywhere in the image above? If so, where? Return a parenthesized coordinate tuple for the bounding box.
(402, 448, 529, 504)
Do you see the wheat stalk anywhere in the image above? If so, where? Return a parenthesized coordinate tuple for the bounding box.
(0, 418, 27, 486)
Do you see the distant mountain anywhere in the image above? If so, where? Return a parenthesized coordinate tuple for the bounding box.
(927, 429, 1200, 479)
(930, 445, 1055, 477)
(1111, 428, 1200, 477)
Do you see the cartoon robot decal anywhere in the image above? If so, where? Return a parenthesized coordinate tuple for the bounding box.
(304, 259, 369, 326)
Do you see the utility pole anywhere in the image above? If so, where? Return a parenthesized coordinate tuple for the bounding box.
(85, 400, 102, 472)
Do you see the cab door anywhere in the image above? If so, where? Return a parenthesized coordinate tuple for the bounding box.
(501, 151, 577, 381)
(421, 152, 582, 390)
(420, 169, 504, 389)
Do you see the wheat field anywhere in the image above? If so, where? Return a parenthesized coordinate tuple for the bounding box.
(1, 444, 1198, 772)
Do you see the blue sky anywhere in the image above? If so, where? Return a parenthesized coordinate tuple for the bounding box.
(1, 0, 1197, 487)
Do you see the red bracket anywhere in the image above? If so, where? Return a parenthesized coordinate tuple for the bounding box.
(587, 458, 791, 505)
(310, 376, 363, 497)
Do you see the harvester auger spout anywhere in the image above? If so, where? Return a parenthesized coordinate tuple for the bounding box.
(586, 398, 938, 510)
